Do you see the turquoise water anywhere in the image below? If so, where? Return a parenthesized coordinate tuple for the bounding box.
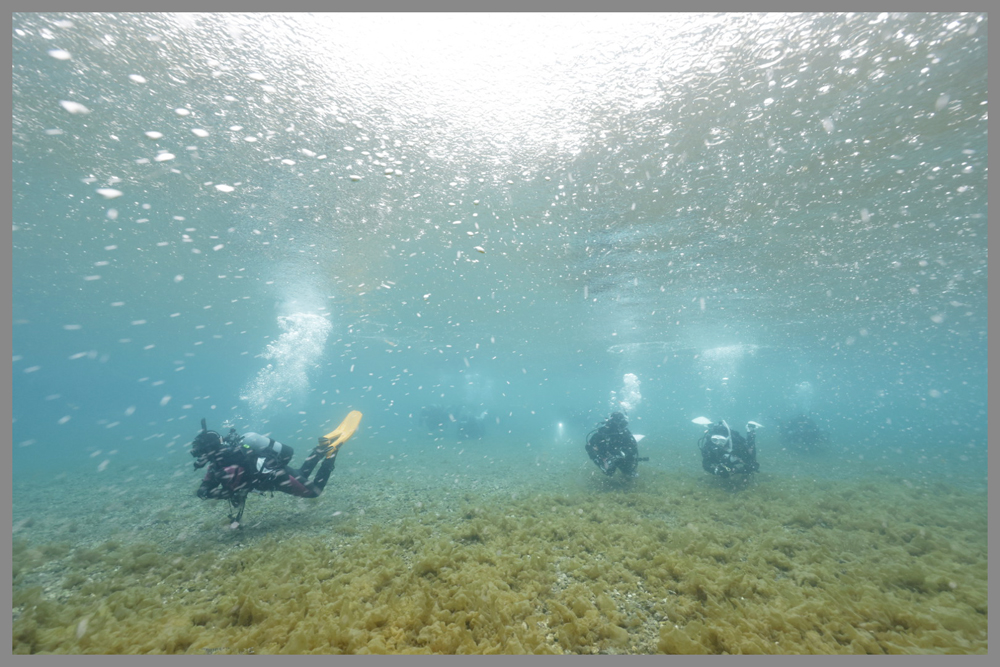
(13, 14, 987, 499)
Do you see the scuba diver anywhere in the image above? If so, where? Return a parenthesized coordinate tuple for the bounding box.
(419, 405, 449, 432)
(455, 406, 488, 440)
(585, 411, 645, 478)
(777, 413, 829, 453)
(190, 410, 362, 526)
(694, 417, 760, 478)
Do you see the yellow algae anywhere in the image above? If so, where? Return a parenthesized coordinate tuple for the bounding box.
(12, 472, 987, 654)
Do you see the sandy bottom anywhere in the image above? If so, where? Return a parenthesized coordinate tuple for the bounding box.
(12, 435, 988, 654)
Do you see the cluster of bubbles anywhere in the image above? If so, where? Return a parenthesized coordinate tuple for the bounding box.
(239, 312, 332, 419)
(611, 372, 642, 414)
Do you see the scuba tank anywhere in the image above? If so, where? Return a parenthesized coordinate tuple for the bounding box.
(237, 432, 294, 472)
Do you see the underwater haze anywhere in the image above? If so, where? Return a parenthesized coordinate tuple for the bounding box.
(12, 13, 988, 654)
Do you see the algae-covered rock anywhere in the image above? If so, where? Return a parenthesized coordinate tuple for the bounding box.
(658, 624, 710, 654)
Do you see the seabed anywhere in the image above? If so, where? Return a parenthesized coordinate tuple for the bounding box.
(12, 435, 988, 654)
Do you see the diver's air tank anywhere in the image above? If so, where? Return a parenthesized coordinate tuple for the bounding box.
(240, 432, 294, 468)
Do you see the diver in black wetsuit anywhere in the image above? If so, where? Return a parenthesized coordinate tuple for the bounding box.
(190, 412, 361, 524)
(419, 405, 449, 432)
(585, 412, 641, 478)
(697, 420, 760, 478)
(777, 413, 829, 453)
(455, 406, 488, 440)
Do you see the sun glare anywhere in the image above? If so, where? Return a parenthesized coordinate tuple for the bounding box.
(247, 13, 731, 155)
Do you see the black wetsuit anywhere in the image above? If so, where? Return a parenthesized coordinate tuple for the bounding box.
(586, 414, 640, 477)
(195, 432, 338, 500)
(698, 423, 759, 478)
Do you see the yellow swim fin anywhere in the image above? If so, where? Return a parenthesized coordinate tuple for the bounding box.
(319, 410, 363, 458)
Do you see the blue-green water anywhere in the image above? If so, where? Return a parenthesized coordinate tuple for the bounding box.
(11, 12, 990, 656)
(13, 13, 987, 490)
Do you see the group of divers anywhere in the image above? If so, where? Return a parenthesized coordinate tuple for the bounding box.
(190, 407, 828, 527)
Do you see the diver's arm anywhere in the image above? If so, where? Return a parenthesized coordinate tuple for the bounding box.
(197, 468, 223, 499)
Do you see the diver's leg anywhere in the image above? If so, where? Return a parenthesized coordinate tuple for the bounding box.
(618, 454, 637, 478)
(271, 454, 337, 497)
(271, 468, 320, 498)
(309, 452, 338, 493)
(296, 446, 326, 480)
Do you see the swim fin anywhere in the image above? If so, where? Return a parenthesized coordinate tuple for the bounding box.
(319, 410, 363, 458)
